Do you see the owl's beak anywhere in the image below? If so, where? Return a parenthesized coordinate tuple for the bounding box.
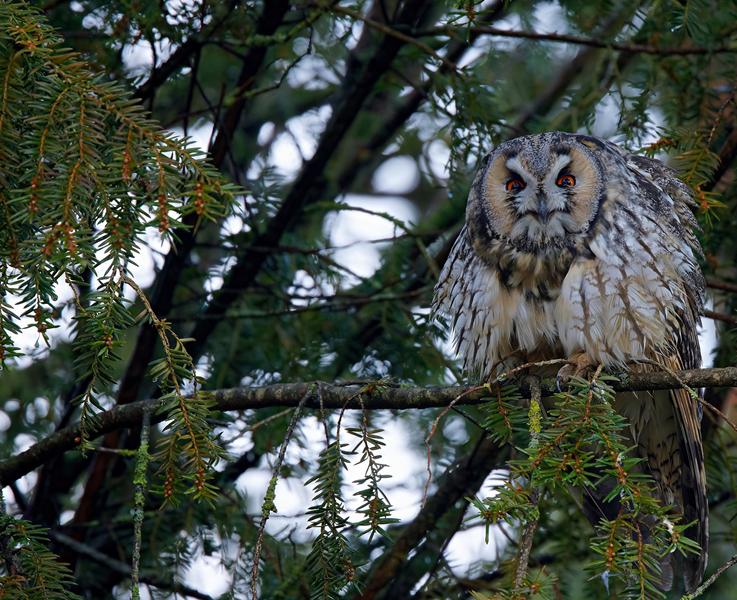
(537, 194, 550, 220)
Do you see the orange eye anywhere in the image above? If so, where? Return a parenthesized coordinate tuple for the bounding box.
(505, 177, 526, 193)
(556, 174, 576, 188)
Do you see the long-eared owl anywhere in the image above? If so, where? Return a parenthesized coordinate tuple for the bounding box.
(432, 132, 707, 591)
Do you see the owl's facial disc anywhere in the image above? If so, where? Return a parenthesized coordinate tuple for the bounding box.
(480, 137, 603, 250)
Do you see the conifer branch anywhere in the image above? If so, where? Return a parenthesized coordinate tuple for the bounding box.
(3, 366, 737, 488)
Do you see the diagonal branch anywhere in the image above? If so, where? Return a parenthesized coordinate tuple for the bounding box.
(132, 2, 238, 103)
(416, 25, 737, 55)
(358, 436, 506, 600)
(682, 552, 737, 599)
(48, 531, 215, 600)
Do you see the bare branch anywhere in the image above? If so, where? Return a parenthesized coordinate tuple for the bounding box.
(332, 5, 459, 72)
(704, 308, 737, 327)
(681, 552, 737, 599)
(417, 25, 737, 55)
(707, 277, 737, 295)
(48, 531, 215, 600)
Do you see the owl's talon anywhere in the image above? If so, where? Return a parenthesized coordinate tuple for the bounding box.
(556, 354, 595, 390)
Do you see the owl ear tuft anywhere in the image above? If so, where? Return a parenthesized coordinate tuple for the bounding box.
(575, 135, 606, 151)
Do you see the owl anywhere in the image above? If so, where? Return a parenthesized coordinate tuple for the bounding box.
(433, 132, 707, 591)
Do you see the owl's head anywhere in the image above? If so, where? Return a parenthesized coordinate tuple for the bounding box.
(468, 132, 608, 253)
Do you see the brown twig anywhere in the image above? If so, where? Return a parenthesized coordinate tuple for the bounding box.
(707, 277, 737, 295)
(681, 552, 737, 599)
(332, 5, 459, 73)
(704, 309, 737, 327)
(422, 384, 486, 506)
(48, 530, 215, 600)
(417, 25, 737, 55)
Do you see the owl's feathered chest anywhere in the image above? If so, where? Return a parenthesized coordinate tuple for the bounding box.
(435, 230, 567, 375)
(434, 211, 702, 378)
(469, 234, 576, 301)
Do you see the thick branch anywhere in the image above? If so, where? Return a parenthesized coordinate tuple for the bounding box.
(3, 366, 737, 488)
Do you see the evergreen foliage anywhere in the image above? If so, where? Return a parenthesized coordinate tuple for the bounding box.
(2, 1, 737, 599)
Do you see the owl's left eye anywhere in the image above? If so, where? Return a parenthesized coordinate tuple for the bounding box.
(505, 177, 526, 193)
(556, 174, 576, 188)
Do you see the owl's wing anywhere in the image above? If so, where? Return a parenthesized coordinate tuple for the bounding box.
(620, 157, 708, 589)
(556, 151, 707, 591)
(623, 158, 708, 591)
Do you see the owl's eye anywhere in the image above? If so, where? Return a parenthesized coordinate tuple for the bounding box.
(505, 177, 526, 193)
(556, 173, 576, 188)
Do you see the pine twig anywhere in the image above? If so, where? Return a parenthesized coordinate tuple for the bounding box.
(249, 388, 311, 598)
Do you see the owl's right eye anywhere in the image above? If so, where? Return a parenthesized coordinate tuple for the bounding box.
(505, 177, 526, 193)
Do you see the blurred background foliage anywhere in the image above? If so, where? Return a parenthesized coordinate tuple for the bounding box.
(2, 0, 737, 598)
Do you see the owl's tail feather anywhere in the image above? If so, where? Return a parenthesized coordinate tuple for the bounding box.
(583, 384, 707, 593)
(671, 386, 708, 593)
(580, 479, 673, 591)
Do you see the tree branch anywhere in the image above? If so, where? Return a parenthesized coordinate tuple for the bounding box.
(132, 3, 238, 103)
(359, 436, 506, 600)
(184, 0, 434, 362)
(704, 308, 737, 327)
(417, 25, 737, 55)
(332, 5, 458, 72)
(681, 552, 737, 599)
(707, 276, 737, 295)
(3, 366, 737, 488)
(48, 531, 215, 600)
